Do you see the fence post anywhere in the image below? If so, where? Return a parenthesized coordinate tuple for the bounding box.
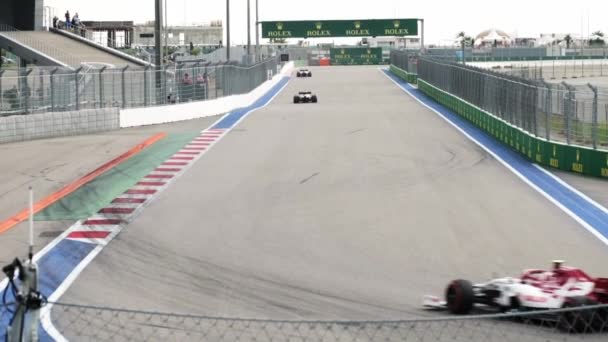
(98, 66, 107, 108)
(121, 65, 129, 109)
(588, 83, 598, 149)
(50, 68, 58, 112)
(214, 63, 218, 99)
(176, 63, 185, 102)
(22, 68, 33, 114)
(195, 62, 201, 100)
(74, 67, 82, 111)
(562, 82, 574, 145)
(144, 65, 150, 106)
(0, 70, 4, 113)
(223, 62, 229, 96)
(542, 81, 552, 141)
(39, 69, 44, 109)
(164, 64, 171, 104)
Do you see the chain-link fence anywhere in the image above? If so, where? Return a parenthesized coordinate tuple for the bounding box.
(472, 59, 608, 80)
(1, 302, 597, 341)
(0, 57, 279, 116)
(417, 57, 608, 149)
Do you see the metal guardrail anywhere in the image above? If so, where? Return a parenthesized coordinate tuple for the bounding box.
(0, 58, 279, 116)
(1, 301, 606, 341)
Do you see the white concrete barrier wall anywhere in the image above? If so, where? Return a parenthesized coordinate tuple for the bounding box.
(0, 108, 119, 144)
(119, 62, 294, 128)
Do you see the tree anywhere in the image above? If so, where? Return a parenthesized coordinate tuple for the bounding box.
(456, 31, 473, 47)
(456, 32, 473, 64)
(564, 34, 573, 49)
(590, 31, 605, 46)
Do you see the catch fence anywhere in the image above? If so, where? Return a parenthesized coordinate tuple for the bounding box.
(1, 302, 607, 341)
(0, 58, 279, 116)
(417, 57, 608, 149)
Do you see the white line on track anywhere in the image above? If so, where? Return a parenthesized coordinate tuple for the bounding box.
(39, 76, 292, 340)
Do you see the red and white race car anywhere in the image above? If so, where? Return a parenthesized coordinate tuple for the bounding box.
(423, 261, 608, 332)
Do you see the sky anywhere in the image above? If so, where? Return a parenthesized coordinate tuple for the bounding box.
(44, 0, 608, 46)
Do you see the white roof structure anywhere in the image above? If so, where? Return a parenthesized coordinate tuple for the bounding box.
(475, 29, 512, 46)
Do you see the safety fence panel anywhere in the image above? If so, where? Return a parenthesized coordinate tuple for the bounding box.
(0, 58, 279, 116)
(414, 75, 608, 178)
(7, 302, 603, 341)
(390, 64, 417, 84)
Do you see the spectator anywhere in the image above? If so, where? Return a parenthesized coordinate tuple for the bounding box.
(73, 13, 80, 29)
(52, 16, 59, 29)
(65, 11, 71, 29)
(182, 73, 193, 85)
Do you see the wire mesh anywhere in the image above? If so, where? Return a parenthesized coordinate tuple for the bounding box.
(390, 50, 419, 75)
(416, 57, 608, 149)
(24, 302, 606, 341)
(0, 58, 279, 116)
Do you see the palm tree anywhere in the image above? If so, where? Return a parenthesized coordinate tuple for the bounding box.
(564, 34, 573, 49)
(456, 32, 473, 47)
(590, 31, 605, 46)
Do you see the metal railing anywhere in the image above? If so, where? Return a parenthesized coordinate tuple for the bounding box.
(488, 58, 608, 80)
(2, 301, 607, 341)
(416, 57, 608, 149)
(390, 49, 419, 75)
(0, 58, 279, 116)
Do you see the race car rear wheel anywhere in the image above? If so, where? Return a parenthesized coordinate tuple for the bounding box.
(293, 96, 300, 104)
(445, 279, 474, 315)
(558, 296, 603, 333)
(311, 95, 318, 103)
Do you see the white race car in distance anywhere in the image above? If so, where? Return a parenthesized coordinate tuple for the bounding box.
(296, 69, 312, 77)
(293, 91, 318, 104)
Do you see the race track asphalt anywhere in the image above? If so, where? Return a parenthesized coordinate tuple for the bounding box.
(57, 66, 608, 322)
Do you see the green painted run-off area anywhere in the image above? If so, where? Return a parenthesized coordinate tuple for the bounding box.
(35, 132, 201, 221)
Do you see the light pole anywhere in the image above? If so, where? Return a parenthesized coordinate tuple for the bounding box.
(247, 0, 251, 58)
(226, 0, 230, 61)
(154, 0, 163, 101)
(255, 0, 260, 62)
(164, 0, 168, 63)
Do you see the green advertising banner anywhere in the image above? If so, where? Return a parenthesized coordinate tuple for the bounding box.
(330, 47, 382, 65)
(261, 19, 418, 38)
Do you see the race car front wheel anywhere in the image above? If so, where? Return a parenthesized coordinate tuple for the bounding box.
(445, 279, 474, 315)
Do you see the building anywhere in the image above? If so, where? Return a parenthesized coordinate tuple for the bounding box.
(0, 0, 44, 31)
(81, 21, 135, 48)
(474, 29, 512, 47)
(132, 21, 223, 48)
